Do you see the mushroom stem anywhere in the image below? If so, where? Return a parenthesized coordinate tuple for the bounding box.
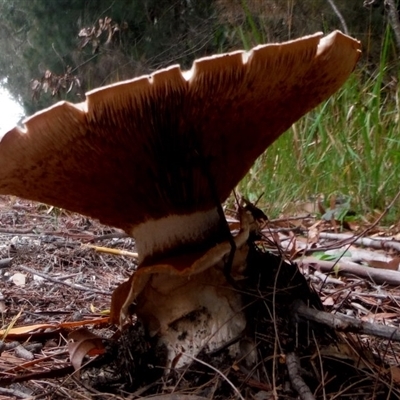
(111, 210, 253, 368)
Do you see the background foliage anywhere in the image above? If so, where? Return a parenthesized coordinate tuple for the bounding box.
(0, 0, 392, 111)
(0, 0, 399, 222)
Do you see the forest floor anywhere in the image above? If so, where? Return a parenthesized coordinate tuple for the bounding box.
(0, 194, 400, 399)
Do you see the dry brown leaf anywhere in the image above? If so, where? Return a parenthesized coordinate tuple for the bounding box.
(346, 221, 360, 231)
(289, 235, 297, 260)
(364, 257, 400, 271)
(329, 194, 336, 211)
(352, 295, 380, 307)
(1, 323, 54, 336)
(361, 312, 399, 322)
(0, 317, 109, 338)
(389, 365, 400, 385)
(68, 328, 105, 375)
(308, 221, 321, 245)
(317, 197, 326, 215)
(272, 232, 281, 247)
(322, 296, 335, 306)
(227, 220, 241, 231)
(330, 215, 338, 233)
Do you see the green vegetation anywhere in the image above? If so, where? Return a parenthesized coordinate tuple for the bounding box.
(0, 1, 399, 222)
(238, 12, 400, 223)
(239, 70, 400, 222)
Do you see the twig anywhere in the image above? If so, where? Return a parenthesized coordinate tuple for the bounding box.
(312, 270, 344, 286)
(326, 0, 349, 35)
(286, 352, 316, 400)
(71, 54, 99, 75)
(88, 231, 128, 242)
(293, 300, 400, 341)
(269, 214, 312, 223)
(301, 256, 400, 286)
(322, 189, 400, 279)
(0, 386, 32, 399)
(385, 0, 400, 51)
(51, 43, 67, 68)
(311, 331, 326, 399)
(272, 256, 285, 396)
(82, 244, 138, 259)
(15, 265, 111, 296)
(262, 226, 304, 234)
(0, 366, 74, 386)
(0, 227, 35, 234)
(318, 232, 400, 252)
(184, 354, 245, 400)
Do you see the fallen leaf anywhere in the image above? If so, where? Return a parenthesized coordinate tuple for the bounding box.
(364, 257, 400, 271)
(389, 365, 400, 385)
(322, 296, 335, 306)
(68, 328, 105, 376)
(11, 273, 26, 287)
(307, 221, 321, 244)
(0, 317, 109, 338)
(361, 313, 399, 322)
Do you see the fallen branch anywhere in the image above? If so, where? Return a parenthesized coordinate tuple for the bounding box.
(286, 352, 316, 400)
(300, 257, 400, 286)
(0, 365, 74, 386)
(0, 386, 32, 399)
(16, 265, 111, 296)
(385, 0, 400, 51)
(293, 300, 400, 341)
(318, 232, 400, 253)
(0, 227, 35, 234)
(0, 258, 13, 269)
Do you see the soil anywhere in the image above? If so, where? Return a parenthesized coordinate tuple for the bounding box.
(0, 195, 399, 399)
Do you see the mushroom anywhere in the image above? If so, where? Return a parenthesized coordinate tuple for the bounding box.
(0, 31, 361, 368)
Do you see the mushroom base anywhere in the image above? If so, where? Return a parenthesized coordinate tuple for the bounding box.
(111, 210, 253, 369)
(135, 253, 248, 369)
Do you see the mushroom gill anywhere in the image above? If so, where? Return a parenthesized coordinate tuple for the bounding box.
(0, 31, 361, 369)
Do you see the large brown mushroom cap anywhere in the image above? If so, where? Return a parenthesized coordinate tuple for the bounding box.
(0, 30, 361, 369)
(0, 31, 360, 238)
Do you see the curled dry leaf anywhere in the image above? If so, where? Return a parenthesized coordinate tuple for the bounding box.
(68, 328, 105, 376)
(31, 68, 81, 101)
(78, 16, 125, 52)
